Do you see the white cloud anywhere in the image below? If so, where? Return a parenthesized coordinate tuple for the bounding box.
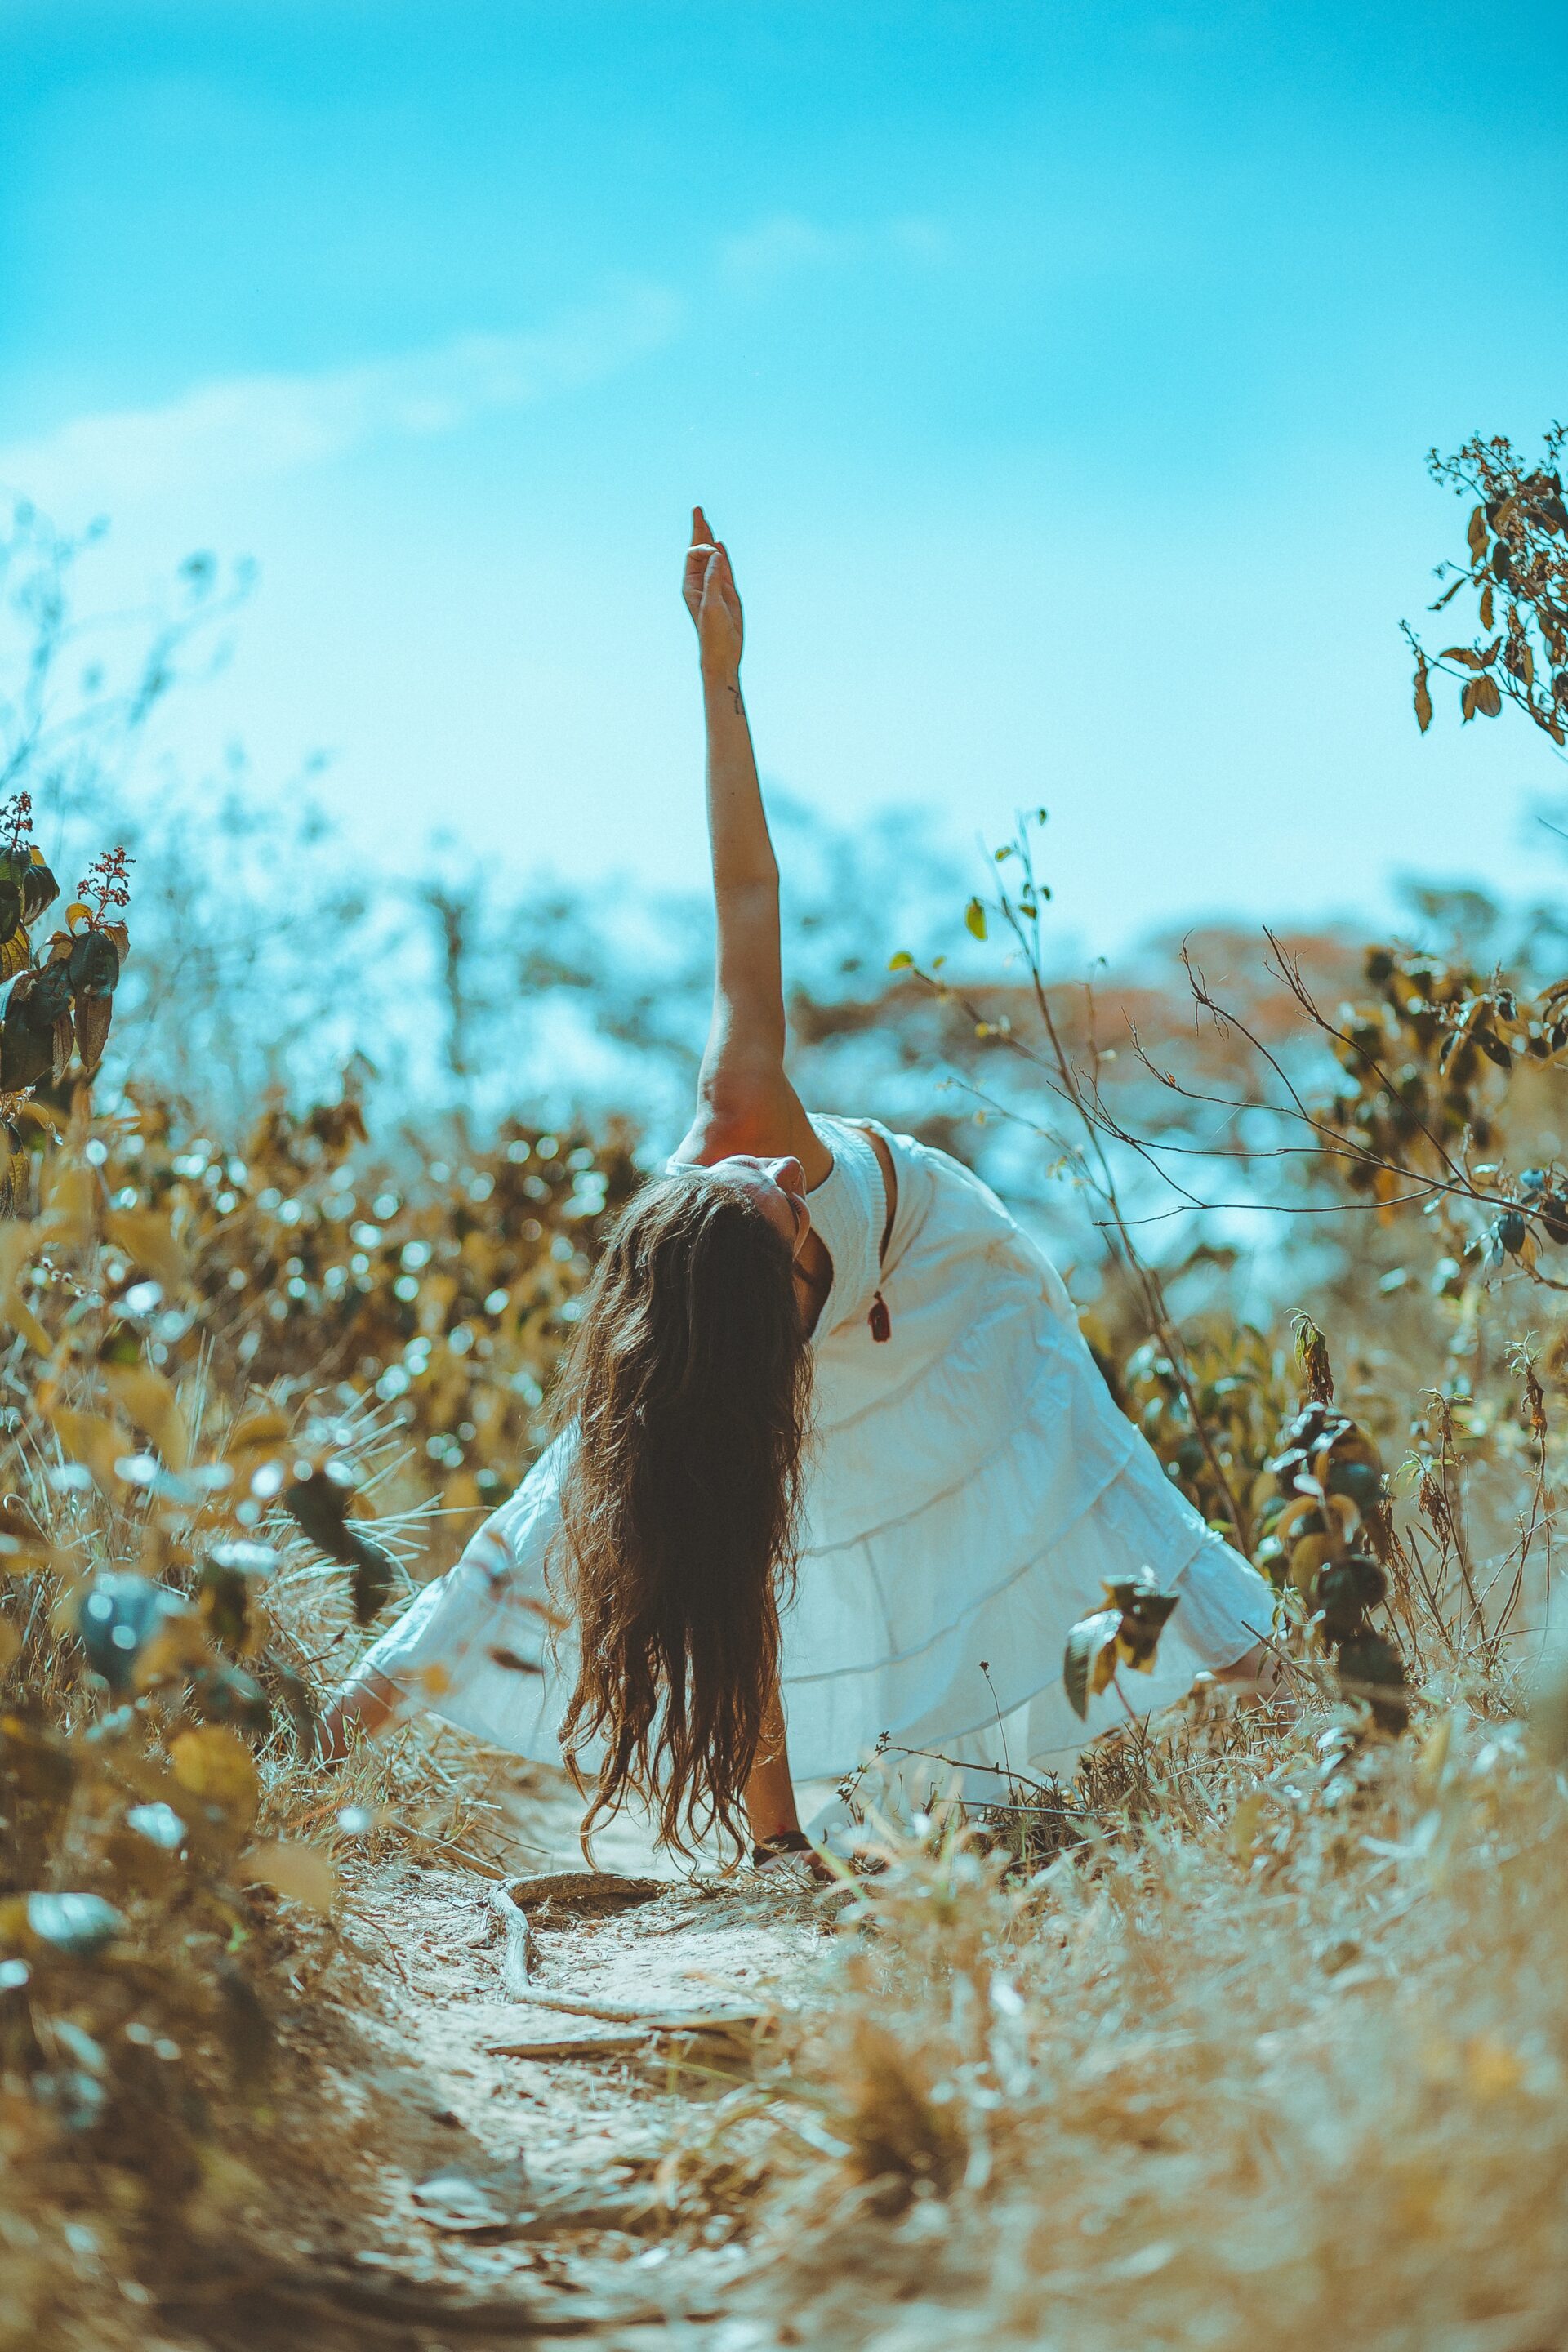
(717, 213, 849, 291)
(0, 216, 953, 517)
(717, 212, 954, 292)
(0, 281, 684, 510)
(886, 216, 956, 266)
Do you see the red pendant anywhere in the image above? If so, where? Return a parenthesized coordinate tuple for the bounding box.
(869, 1290, 891, 1343)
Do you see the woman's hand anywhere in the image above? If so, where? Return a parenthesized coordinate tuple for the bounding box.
(682, 504, 743, 677)
(314, 1668, 399, 1764)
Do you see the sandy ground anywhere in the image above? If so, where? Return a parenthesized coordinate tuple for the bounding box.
(187, 1760, 849, 2350)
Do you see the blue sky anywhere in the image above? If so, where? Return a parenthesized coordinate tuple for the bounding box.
(4, 0, 1567, 954)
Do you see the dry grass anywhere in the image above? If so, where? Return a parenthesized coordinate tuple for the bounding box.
(673, 1691, 1568, 2352)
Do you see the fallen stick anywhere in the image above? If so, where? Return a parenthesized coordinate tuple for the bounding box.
(502, 1869, 666, 1914)
(490, 1873, 666, 1996)
(489, 1880, 543, 1994)
(487, 2001, 764, 2059)
(494, 1988, 766, 2027)
(487, 2026, 670, 2059)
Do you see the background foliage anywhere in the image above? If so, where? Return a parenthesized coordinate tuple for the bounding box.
(2, 430, 1568, 2344)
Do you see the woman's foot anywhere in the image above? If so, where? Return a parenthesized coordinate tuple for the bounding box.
(751, 1829, 834, 1883)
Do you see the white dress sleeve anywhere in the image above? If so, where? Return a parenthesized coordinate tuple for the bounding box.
(348, 1431, 581, 1763)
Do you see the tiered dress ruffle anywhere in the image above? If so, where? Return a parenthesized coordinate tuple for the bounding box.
(353, 1117, 1274, 1800)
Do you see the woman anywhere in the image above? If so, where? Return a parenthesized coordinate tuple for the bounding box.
(318, 510, 1276, 1861)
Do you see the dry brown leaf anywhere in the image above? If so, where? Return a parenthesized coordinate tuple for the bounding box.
(74, 993, 112, 1076)
(101, 1362, 192, 1470)
(170, 1725, 261, 1835)
(1229, 1790, 1266, 1861)
(0, 1218, 38, 1282)
(1289, 1533, 1339, 1594)
(242, 1839, 337, 1915)
(47, 1405, 128, 1492)
(0, 1222, 51, 1353)
(229, 1407, 291, 1453)
(39, 1163, 97, 1248)
(105, 1206, 189, 1290)
(134, 1603, 214, 1693)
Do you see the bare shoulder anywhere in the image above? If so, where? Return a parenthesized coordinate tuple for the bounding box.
(675, 1063, 832, 1184)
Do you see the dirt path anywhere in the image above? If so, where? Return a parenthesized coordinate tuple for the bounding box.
(192, 1764, 841, 2350)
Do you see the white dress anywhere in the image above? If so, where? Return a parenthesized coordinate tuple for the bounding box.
(351, 1117, 1273, 1810)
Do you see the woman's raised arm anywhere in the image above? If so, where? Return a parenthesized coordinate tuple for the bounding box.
(675, 508, 828, 1179)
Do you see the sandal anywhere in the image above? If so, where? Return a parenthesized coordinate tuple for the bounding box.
(751, 1829, 814, 1869)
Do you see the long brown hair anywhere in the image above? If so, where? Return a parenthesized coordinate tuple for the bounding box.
(551, 1169, 813, 1856)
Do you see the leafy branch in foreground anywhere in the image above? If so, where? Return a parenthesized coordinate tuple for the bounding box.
(1406, 424, 1568, 746)
(943, 866, 1568, 1293)
(896, 808, 1255, 1552)
(1062, 1574, 1182, 1721)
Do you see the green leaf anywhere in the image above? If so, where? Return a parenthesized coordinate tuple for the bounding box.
(964, 898, 988, 942)
(887, 950, 914, 972)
